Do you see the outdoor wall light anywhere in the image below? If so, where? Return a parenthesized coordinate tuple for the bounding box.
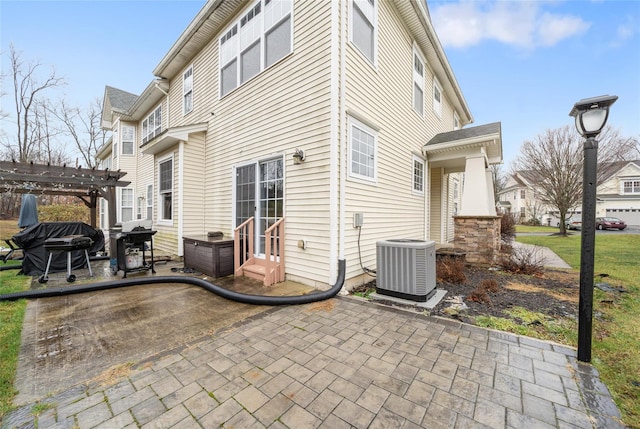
(569, 94, 617, 363)
(570, 95, 618, 138)
(292, 148, 305, 165)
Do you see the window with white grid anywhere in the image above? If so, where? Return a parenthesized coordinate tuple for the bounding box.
(349, 118, 377, 182)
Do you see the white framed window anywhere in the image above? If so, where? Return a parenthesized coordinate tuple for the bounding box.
(121, 188, 134, 223)
(183, 66, 193, 115)
(158, 157, 173, 222)
(454, 112, 460, 130)
(350, 0, 377, 65)
(623, 180, 640, 194)
(122, 125, 134, 155)
(99, 199, 107, 229)
(219, 0, 293, 97)
(520, 190, 526, 199)
(413, 155, 424, 194)
(349, 117, 377, 182)
(433, 78, 442, 118)
(142, 105, 162, 144)
(413, 47, 425, 116)
(112, 128, 118, 160)
(146, 184, 153, 220)
(136, 196, 143, 220)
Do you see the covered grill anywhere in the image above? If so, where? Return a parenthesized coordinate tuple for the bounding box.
(12, 222, 105, 276)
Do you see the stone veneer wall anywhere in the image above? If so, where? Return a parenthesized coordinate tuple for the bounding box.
(453, 216, 501, 264)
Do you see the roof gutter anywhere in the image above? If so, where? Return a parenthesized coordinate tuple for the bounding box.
(153, 0, 225, 78)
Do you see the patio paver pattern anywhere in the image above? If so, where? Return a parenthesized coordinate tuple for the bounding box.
(3, 297, 624, 428)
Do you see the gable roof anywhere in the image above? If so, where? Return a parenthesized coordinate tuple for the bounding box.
(424, 122, 502, 168)
(101, 86, 140, 128)
(426, 122, 501, 146)
(105, 86, 139, 113)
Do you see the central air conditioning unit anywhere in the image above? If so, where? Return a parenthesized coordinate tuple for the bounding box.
(376, 239, 436, 302)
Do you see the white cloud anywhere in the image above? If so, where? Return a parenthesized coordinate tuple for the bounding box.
(610, 20, 638, 48)
(430, 1, 591, 49)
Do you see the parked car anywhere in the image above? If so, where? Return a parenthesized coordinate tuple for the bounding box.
(595, 217, 627, 230)
(566, 216, 582, 230)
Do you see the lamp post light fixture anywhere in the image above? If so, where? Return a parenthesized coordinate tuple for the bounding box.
(569, 94, 617, 363)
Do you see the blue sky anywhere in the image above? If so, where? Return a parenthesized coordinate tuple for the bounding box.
(2, 0, 639, 166)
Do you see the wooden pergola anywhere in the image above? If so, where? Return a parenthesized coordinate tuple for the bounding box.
(0, 160, 129, 229)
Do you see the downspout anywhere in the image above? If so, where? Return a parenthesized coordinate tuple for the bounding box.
(329, 0, 343, 285)
(423, 151, 430, 241)
(178, 141, 185, 256)
(339, 0, 347, 268)
(154, 80, 170, 126)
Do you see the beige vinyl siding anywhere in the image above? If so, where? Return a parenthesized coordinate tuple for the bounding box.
(181, 133, 206, 238)
(430, 167, 443, 242)
(194, 0, 335, 283)
(444, 174, 456, 242)
(343, 0, 459, 280)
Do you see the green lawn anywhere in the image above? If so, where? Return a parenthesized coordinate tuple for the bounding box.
(0, 261, 29, 418)
(517, 233, 640, 427)
(515, 225, 559, 233)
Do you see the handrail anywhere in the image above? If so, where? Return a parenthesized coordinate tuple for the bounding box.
(264, 217, 285, 286)
(234, 217, 254, 276)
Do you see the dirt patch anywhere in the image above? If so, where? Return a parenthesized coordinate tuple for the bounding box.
(304, 300, 335, 313)
(90, 363, 133, 387)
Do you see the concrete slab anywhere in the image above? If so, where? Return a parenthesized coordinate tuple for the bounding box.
(369, 289, 447, 310)
(13, 260, 315, 405)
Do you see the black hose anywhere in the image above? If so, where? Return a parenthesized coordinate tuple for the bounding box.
(0, 265, 22, 271)
(0, 260, 346, 306)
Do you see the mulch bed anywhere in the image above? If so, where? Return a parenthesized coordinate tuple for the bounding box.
(352, 264, 583, 326)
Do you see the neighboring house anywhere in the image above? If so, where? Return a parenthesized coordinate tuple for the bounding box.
(499, 170, 548, 224)
(500, 160, 640, 227)
(596, 160, 640, 226)
(98, 0, 503, 289)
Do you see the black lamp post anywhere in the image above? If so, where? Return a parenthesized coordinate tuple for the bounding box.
(569, 94, 617, 363)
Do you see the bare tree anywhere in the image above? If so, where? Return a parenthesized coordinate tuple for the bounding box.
(491, 164, 508, 204)
(3, 45, 65, 162)
(512, 125, 636, 235)
(51, 98, 107, 168)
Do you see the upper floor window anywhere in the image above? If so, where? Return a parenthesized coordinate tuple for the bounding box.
(142, 105, 162, 144)
(183, 66, 193, 115)
(349, 117, 377, 182)
(413, 156, 424, 194)
(520, 190, 526, 199)
(413, 47, 424, 116)
(351, 0, 377, 65)
(219, 0, 293, 97)
(623, 180, 640, 194)
(122, 125, 134, 155)
(159, 157, 173, 221)
(433, 78, 442, 117)
(454, 112, 460, 130)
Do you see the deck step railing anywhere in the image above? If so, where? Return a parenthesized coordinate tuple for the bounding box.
(233, 217, 285, 286)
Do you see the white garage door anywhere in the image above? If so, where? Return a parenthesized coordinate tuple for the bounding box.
(606, 208, 640, 226)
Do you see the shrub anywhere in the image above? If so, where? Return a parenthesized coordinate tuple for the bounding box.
(480, 278, 499, 293)
(38, 204, 89, 223)
(436, 256, 466, 284)
(499, 245, 545, 276)
(467, 289, 490, 303)
(500, 213, 517, 243)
